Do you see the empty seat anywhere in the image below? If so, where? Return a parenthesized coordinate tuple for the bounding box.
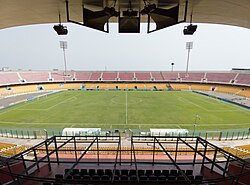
(92, 174, 101, 181)
(120, 175, 129, 181)
(149, 175, 157, 181)
(158, 175, 167, 181)
(145, 170, 153, 176)
(101, 175, 110, 181)
(185, 169, 193, 175)
(154, 170, 161, 176)
(130, 175, 138, 181)
(187, 175, 194, 180)
(170, 169, 178, 176)
(178, 170, 185, 175)
(73, 174, 81, 179)
(177, 175, 185, 180)
(138, 170, 145, 177)
(97, 169, 104, 176)
(81, 169, 88, 176)
(140, 175, 148, 181)
(113, 175, 120, 181)
(82, 175, 91, 181)
(88, 169, 96, 176)
(105, 169, 113, 176)
(129, 169, 137, 176)
(162, 170, 169, 177)
(168, 175, 176, 181)
(65, 175, 72, 180)
(72, 169, 79, 175)
(121, 169, 129, 176)
(114, 169, 120, 176)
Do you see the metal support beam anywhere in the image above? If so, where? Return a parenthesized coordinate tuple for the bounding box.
(211, 148, 218, 172)
(33, 149, 40, 172)
(21, 155, 28, 175)
(131, 137, 139, 182)
(74, 137, 77, 162)
(54, 137, 60, 165)
(201, 142, 208, 172)
(223, 155, 230, 177)
(44, 140, 52, 171)
(112, 136, 121, 182)
(193, 137, 199, 165)
(175, 138, 179, 162)
(64, 137, 97, 179)
(97, 136, 100, 165)
(153, 137, 156, 166)
(155, 137, 190, 183)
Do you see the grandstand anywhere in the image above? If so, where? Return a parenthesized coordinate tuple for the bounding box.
(1, 71, 249, 103)
(0, 71, 250, 86)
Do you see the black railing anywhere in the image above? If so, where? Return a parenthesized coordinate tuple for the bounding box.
(0, 136, 250, 185)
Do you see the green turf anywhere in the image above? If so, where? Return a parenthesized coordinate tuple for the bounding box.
(0, 90, 250, 131)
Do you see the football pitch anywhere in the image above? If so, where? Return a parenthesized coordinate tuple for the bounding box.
(0, 90, 250, 131)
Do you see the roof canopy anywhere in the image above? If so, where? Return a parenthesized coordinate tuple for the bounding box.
(0, 0, 249, 30)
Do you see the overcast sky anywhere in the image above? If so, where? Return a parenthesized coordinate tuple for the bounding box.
(0, 23, 249, 71)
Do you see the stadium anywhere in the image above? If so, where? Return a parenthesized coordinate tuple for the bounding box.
(0, 0, 250, 185)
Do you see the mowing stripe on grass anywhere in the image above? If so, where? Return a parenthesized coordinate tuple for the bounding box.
(0, 91, 249, 130)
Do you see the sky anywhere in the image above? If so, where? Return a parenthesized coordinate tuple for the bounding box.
(0, 22, 249, 71)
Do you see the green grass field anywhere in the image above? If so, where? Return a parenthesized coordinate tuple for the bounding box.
(0, 90, 250, 131)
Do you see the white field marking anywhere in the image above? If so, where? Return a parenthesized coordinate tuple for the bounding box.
(178, 125, 182, 129)
(177, 96, 208, 111)
(0, 92, 67, 113)
(35, 95, 60, 104)
(0, 101, 35, 115)
(110, 95, 142, 105)
(0, 121, 122, 125)
(42, 96, 78, 110)
(177, 95, 239, 112)
(18, 96, 78, 111)
(192, 92, 250, 114)
(0, 95, 55, 115)
(1, 121, 250, 127)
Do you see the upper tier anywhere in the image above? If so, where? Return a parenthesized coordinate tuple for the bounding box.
(0, 71, 249, 86)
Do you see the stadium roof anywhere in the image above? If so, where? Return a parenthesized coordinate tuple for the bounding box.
(0, 0, 249, 30)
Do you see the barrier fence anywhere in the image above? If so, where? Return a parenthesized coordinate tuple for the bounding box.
(0, 127, 249, 141)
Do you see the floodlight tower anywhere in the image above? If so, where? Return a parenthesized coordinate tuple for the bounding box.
(60, 41, 68, 77)
(185, 41, 193, 76)
(171, 62, 174, 72)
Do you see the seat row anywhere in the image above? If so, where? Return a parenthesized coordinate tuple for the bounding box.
(64, 168, 194, 177)
(54, 173, 202, 182)
(48, 168, 204, 184)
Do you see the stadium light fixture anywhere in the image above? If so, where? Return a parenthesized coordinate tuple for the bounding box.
(185, 41, 193, 75)
(53, 24, 68, 35)
(183, 13, 197, 35)
(171, 62, 175, 72)
(53, 14, 68, 35)
(60, 41, 68, 78)
(183, 24, 197, 35)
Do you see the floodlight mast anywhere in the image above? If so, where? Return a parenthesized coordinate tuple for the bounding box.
(185, 41, 193, 76)
(171, 62, 174, 72)
(60, 41, 68, 80)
